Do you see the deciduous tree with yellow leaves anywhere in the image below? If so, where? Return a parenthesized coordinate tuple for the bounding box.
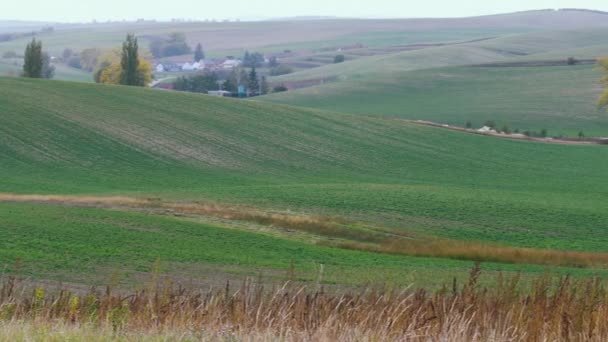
(94, 34, 152, 86)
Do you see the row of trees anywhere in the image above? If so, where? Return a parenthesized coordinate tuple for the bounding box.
(173, 66, 290, 96)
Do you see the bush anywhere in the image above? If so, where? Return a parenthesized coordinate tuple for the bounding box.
(465, 121, 472, 129)
(273, 84, 288, 93)
(334, 54, 345, 63)
(567, 57, 578, 65)
(269, 65, 293, 76)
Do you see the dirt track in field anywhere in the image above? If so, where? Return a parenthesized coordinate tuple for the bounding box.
(405, 119, 608, 145)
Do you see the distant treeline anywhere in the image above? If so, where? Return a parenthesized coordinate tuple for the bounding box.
(0, 26, 54, 42)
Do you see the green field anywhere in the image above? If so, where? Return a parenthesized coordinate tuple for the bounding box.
(2, 77, 608, 287)
(264, 27, 608, 135)
(3, 201, 608, 288)
(266, 64, 607, 136)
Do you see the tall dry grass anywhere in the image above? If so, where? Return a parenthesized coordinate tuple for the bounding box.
(2, 265, 608, 341)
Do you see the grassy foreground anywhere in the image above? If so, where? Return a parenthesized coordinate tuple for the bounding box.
(2, 266, 608, 341)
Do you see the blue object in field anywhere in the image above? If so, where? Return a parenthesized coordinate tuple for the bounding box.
(238, 85, 246, 97)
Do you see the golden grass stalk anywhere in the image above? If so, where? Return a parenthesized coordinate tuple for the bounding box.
(2, 265, 608, 341)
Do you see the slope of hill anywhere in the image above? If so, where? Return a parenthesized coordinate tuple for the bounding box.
(265, 64, 606, 135)
(263, 27, 608, 134)
(2, 77, 608, 253)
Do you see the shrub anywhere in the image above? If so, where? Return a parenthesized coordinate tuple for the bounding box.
(334, 54, 345, 63)
(273, 84, 288, 93)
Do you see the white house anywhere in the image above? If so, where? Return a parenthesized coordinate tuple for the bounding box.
(182, 62, 194, 71)
(477, 126, 496, 133)
(155, 64, 165, 73)
(222, 59, 241, 69)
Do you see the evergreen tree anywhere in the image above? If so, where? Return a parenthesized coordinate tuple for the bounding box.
(248, 67, 259, 96)
(22, 38, 43, 78)
(194, 43, 205, 62)
(120, 34, 141, 86)
(260, 76, 269, 95)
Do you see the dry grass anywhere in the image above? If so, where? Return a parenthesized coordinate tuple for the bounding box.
(2, 265, 608, 341)
(340, 238, 608, 269)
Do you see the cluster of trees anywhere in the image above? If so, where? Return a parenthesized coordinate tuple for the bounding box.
(21, 38, 54, 79)
(174, 73, 218, 93)
(94, 34, 151, 86)
(242, 51, 265, 68)
(150, 32, 191, 58)
(222, 67, 269, 96)
(334, 54, 345, 63)
(174, 66, 289, 97)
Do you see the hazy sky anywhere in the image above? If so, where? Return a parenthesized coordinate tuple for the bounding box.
(4, 0, 608, 22)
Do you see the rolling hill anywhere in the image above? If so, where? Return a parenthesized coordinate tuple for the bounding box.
(264, 27, 608, 134)
(2, 77, 608, 286)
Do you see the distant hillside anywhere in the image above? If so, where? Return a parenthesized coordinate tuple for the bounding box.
(2, 9, 608, 56)
(264, 27, 608, 134)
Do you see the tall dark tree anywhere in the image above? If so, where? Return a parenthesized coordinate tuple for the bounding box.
(260, 75, 269, 95)
(194, 43, 205, 62)
(248, 67, 259, 96)
(22, 38, 43, 78)
(120, 34, 141, 86)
